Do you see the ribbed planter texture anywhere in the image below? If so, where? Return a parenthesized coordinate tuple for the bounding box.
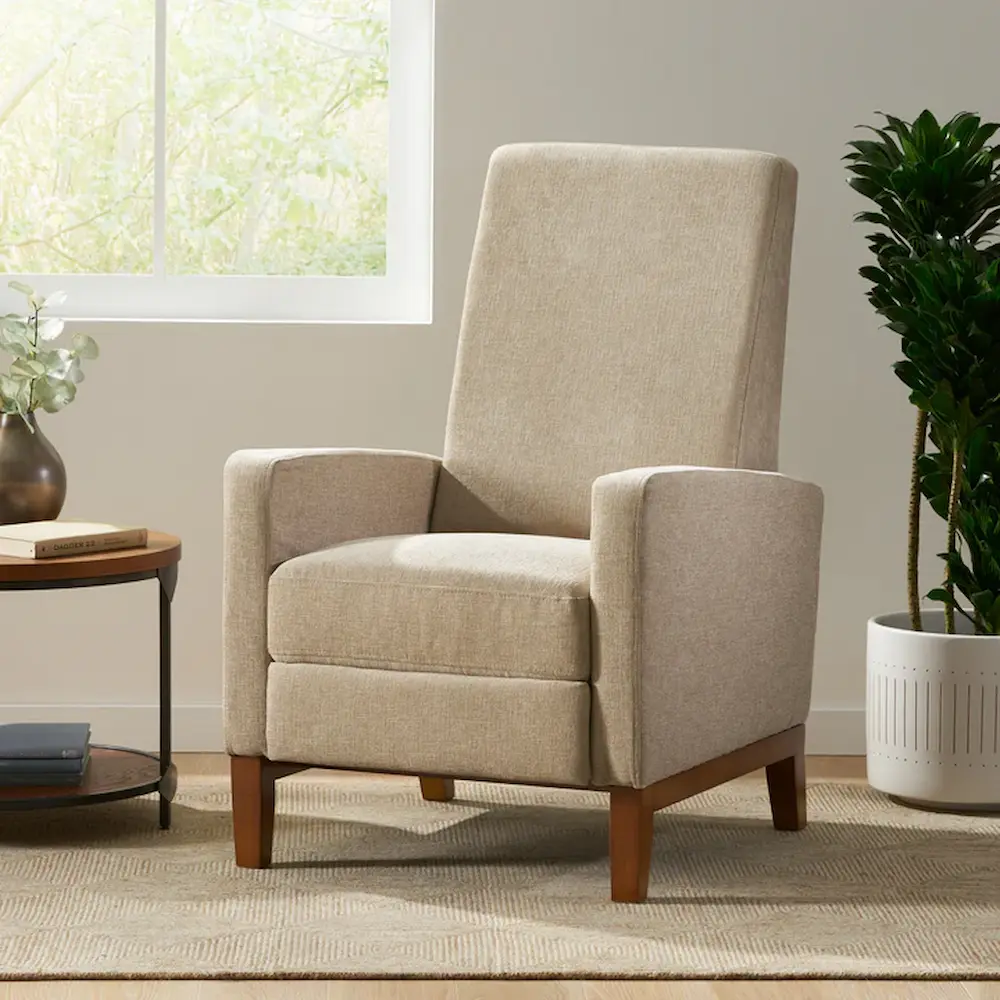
(867, 610, 1000, 811)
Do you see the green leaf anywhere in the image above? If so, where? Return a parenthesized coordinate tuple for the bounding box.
(71, 333, 99, 360)
(40, 290, 67, 310)
(859, 265, 891, 287)
(37, 348, 82, 383)
(928, 493, 951, 519)
(0, 373, 32, 416)
(33, 376, 76, 414)
(929, 385, 957, 421)
(847, 176, 882, 200)
(969, 208, 1000, 244)
(0, 375, 20, 403)
(921, 471, 952, 497)
(926, 587, 953, 604)
(947, 112, 981, 144)
(0, 325, 32, 358)
(967, 426, 991, 486)
(970, 590, 996, 615)
(10, 358, 45, 379)
(968, 122, 1000, 156)
(37, 318, 65, 342)
(893, 360, 926, 392)
(7, 281, 33, 297)
(880, 113, 912, 141)
(853, 211, 894, 229)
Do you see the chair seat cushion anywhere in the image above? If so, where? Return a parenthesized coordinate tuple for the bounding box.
(267, 532, 591, 682)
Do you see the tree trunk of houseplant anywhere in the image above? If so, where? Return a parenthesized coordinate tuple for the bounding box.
(907, 409, 927, 632)
(943, 441, 963, 635)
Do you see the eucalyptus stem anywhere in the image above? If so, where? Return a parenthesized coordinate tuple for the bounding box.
(944, 440, 963, 634)
(27, 306, 38, 414)
(907, 409, 928, 631)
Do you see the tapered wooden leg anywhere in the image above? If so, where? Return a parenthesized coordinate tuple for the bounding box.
(420, 776, 455, 802)
(765, 738, 807, 831)
(609, 788, 654, 903)
(231, 756, 278, 869)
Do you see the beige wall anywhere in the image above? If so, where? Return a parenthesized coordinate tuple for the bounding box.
(1, 0, 986, 753)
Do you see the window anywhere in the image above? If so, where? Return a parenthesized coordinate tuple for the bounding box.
(0, 0, 433, 323)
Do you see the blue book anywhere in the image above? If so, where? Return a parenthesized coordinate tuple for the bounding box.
(0, 753, 89, 775)
(0, 723, 90, 760)
(0, 765, 88, 787)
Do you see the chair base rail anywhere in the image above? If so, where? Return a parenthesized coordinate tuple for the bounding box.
(229, 724, 807, 901)
(606, 724, 806, 901)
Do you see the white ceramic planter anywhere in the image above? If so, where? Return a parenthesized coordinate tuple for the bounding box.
(867, 610, 1000, 810)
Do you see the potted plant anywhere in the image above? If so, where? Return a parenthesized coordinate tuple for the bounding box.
(0, 282, 99, 524)
(848, 110, 1000, 809)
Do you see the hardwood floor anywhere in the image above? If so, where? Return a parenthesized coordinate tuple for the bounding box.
(7, 755, 981, 999)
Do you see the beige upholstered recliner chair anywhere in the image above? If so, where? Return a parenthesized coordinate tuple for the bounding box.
(223, 143, 824, 903)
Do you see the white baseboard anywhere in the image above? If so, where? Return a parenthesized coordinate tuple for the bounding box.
(0, 704, 868, 756)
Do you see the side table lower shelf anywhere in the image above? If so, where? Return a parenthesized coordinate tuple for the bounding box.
(0, 533, 181, 830)
(0, 746, 177, 815)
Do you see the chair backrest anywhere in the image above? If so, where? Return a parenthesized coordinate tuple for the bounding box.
(430, 143, 798, 538)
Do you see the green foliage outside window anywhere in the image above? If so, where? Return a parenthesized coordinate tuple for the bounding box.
(0, 0, 388, 277)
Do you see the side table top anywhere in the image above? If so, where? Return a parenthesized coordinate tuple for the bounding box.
(0, 530, 181, 583)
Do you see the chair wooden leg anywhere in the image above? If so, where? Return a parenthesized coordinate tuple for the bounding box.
(765, 736, 807, 831)
(609, 788, 654, 903)
(231, 756, 278, 869)
(420, 776, 455, 802)
(604, 727, 807, 902)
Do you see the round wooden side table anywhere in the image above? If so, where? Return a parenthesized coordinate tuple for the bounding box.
(0, 532, 181, 829)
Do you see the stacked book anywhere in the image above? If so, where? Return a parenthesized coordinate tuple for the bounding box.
(0, 723, 91, 787)
(0, 521, 147, 559)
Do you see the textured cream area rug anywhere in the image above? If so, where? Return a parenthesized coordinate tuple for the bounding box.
(0, 774, 998, 980)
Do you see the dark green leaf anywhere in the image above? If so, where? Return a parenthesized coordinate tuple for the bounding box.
(969, 208, 1000, 244)
(968, 122, 1000, 155)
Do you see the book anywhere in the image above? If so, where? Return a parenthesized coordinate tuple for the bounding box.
(0, 521, 147, 559)
(0, 768, 88, 787)
(0, 751, 90, 775)
(0, 751, 89, 786)
(0, 723, 91, 760)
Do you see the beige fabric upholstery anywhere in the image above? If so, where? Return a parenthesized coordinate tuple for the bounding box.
(266, 663, 591, 786)
(590, 466, 824, 787)
(222, 143, 823, 797)
(268, 532, 591, 682)
(431, 143, 797, 537)
(223, 449, 441, 756)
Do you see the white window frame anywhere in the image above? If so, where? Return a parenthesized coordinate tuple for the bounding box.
(0, 0, 434, 325)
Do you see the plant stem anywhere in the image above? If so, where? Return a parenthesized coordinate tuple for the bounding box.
(908, 409, 928, 631)
(954, 603, 983, 634)
(944, 439, 963, 634)
(27, 307, 38, 413)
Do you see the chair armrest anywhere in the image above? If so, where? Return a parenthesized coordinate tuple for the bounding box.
(590, 465, 823, 788)
(223, 447, 442, 756)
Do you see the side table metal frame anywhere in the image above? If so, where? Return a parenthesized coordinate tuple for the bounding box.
(0, 563, 178, 829)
